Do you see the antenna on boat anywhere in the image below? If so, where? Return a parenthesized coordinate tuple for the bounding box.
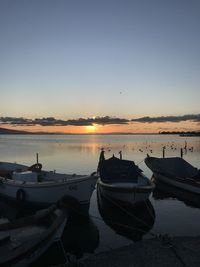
(36, 153, 39, 164)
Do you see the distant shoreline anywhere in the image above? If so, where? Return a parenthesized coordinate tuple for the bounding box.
(159, 131, 200, 137)
(0, 127, 199, 136)
(0, 127, 155, 135)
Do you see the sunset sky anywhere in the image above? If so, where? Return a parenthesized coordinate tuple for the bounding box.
(1, 0, 200, 133)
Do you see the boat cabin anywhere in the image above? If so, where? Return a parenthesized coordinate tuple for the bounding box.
(13, 171, 38, 182)
(99, 155, 142, 183)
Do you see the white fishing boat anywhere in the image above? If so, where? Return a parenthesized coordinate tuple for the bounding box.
(0, 204, 67, 267)
(145, 155, 200, 194)
(0, 158, 98, 212)
(97, 151, 154, 205)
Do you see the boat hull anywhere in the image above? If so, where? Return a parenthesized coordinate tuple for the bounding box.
(0, 175, 97, 212)
(97, 178, 154, 205)
(0, 207, 67, 267)
(8, 219, 67, 267)
(153, 172, 200, 194)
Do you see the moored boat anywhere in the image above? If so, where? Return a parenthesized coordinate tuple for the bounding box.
(152, 179, 200, 209)
(97, 151, 154, 205)
(0, 159, 98, 213)
(0, 204, 67, 267)
(145, 155, 200, 195)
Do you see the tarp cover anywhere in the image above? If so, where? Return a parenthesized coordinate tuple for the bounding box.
(147, 157, 199, 178)
(99, 156, 141, 182)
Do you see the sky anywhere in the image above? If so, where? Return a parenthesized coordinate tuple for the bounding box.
(0, 0, 200, 133)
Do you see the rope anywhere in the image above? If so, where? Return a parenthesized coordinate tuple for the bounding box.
(61, 189, 157, 237)
(90, 214, 154, 236)
(170, 246, 187, 266)
(57, 239, 70, 263)
(136, 159, 144, 166)
(144, 199, 155, 221)
(59, 191, 189, 267)
(100, 192, 157, 236)
(53, 234, 187, 267)
(156, 234, 187, 266)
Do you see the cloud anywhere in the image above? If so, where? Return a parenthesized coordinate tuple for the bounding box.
(0, 116, 129, 126)
(93, 116, 129, 125)
(66, 117, 129, 126)
(132, 114, 200, 123)
(0, 114, 199, 127)
(0, 117, 33, 125)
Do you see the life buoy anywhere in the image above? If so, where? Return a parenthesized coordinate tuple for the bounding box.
(16, 189, 26, 202)
(28, 163, 42, 172)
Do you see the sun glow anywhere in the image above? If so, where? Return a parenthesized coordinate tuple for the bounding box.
(85, 124, 98, 133)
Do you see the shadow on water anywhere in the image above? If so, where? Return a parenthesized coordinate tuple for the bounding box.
(0, 196, 37, 220)
(152, 177, 200, 209)
(31, 213, 100, 266)
(97, 187, 155, 242)
(0, 198, 100, 266)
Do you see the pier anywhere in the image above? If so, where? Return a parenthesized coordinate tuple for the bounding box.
(80, 236, 200, 267)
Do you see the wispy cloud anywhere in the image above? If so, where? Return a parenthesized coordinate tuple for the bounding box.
(132, 114, 200, 123)
(0, 114, 200, 127)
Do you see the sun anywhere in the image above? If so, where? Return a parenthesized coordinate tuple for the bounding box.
(85, 124, 97, 133)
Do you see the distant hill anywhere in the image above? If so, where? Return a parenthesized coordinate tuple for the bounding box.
(0, 127, 68, 135)
(0, 127, 32, 134)
(0, 127, 64, 135)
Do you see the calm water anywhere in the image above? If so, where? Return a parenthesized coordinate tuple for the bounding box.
(0, 134, 200, 264)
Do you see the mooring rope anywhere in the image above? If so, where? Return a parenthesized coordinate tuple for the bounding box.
(100, 192, 157, 236)
(56, 197, 189, 267)
(136, 159, 144, 166)
(90, 214, 154, 236)
(143, 198, 156, 221)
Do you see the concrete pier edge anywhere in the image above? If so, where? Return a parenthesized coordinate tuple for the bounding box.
(78, 236, 200, 267)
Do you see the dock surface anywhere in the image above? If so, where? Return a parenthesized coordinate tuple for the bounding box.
(79, 236, 200, 267)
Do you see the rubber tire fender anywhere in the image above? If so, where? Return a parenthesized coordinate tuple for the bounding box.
(16, 188, 26, 202)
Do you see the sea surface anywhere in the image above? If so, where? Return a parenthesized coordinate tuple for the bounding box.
(0, 134, 200, 265)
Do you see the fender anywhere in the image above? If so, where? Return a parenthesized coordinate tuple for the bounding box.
(16, 188, 26, 202)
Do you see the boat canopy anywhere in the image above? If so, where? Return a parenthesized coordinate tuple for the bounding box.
(99, 156, 142, 182)
(148, 157, 199, 179)
(13, 171, 38, 182)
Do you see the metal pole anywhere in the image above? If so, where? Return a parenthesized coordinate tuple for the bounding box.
(162, 147, 165, 158)
(180, 148, 183, 158)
